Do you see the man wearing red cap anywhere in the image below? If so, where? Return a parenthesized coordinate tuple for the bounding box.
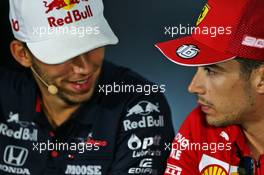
(156, 0, 264, 174)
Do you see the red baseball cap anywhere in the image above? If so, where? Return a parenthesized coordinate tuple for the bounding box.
(155, 0, 264, 66)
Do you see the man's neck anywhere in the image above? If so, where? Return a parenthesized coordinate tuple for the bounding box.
(242, 117, 264, 160)
(42, 94, 80, 128)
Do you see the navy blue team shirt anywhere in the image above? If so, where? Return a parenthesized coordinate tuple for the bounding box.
(0, 61, 174, 175)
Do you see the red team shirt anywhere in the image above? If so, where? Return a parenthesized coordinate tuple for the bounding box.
(164, 107, 264, 175)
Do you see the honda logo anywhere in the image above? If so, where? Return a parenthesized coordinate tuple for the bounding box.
(4, 145, 28, 166)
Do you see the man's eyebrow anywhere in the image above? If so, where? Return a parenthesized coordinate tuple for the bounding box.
(202, 64, 227, 71)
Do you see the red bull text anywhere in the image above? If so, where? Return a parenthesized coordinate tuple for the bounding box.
(43, 0, 93, 27)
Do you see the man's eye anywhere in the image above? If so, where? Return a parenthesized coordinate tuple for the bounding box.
(204, 67, 217, 76)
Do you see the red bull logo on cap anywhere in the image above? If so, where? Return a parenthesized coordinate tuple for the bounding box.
(43, 0, 93, 27)
(43, 0, 83, 14)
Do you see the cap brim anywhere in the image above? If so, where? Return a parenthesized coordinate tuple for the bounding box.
(155, 36, 236, 67)
(27, 17, 118, 64)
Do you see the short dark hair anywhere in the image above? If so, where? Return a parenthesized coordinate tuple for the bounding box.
(235, 57, 263, 79)
(22, 42, 35, 59)
(22, 42, 29, 51)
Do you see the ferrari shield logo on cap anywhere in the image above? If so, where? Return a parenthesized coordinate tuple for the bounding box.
(196, 4, 210, 26)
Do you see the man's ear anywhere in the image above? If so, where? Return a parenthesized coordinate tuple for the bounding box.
(255, 65, 264, 94)
(10, 40, 32, 68)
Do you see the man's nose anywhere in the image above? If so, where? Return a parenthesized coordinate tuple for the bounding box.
(72, 54, 91, 74)
(188, 68, 206, 95)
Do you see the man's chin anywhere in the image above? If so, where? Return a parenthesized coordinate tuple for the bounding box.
(59, 89, 95, 105)
(206, 120, 225, 127)
(205, 115, 239, 127)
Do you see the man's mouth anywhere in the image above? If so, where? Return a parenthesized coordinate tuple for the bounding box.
(74, 79, 89, 84)
(198, 100, 214, 114)
(69, 75, 92, 83)
(198, 101, 210, 106)
(68, 76, 94, 92)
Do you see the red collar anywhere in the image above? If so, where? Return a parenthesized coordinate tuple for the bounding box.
(35, 95, 41, 113)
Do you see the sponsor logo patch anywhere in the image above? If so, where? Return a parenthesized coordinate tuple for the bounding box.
(123, 116, 164, 131)
(126, 101, 160, 117)
(127, 134, 162, 158)
(0, 112, 38, 141)
(0, 123, 38, 142)
(196, 4, 210, 26)
(176, 44, 200, 59)
(65, 165, 102, 175)
(201, 164, 228, 175)
(7, 112, 35, 127)
(220, 131, 229, 141)
(164, 163, 182, 175)
(242, 36, 264, 49)
(0, 145, 30, 174)
(128, 158, 157, 174)
(199, 154, 230, 174)
(43, 0, 93, 27)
